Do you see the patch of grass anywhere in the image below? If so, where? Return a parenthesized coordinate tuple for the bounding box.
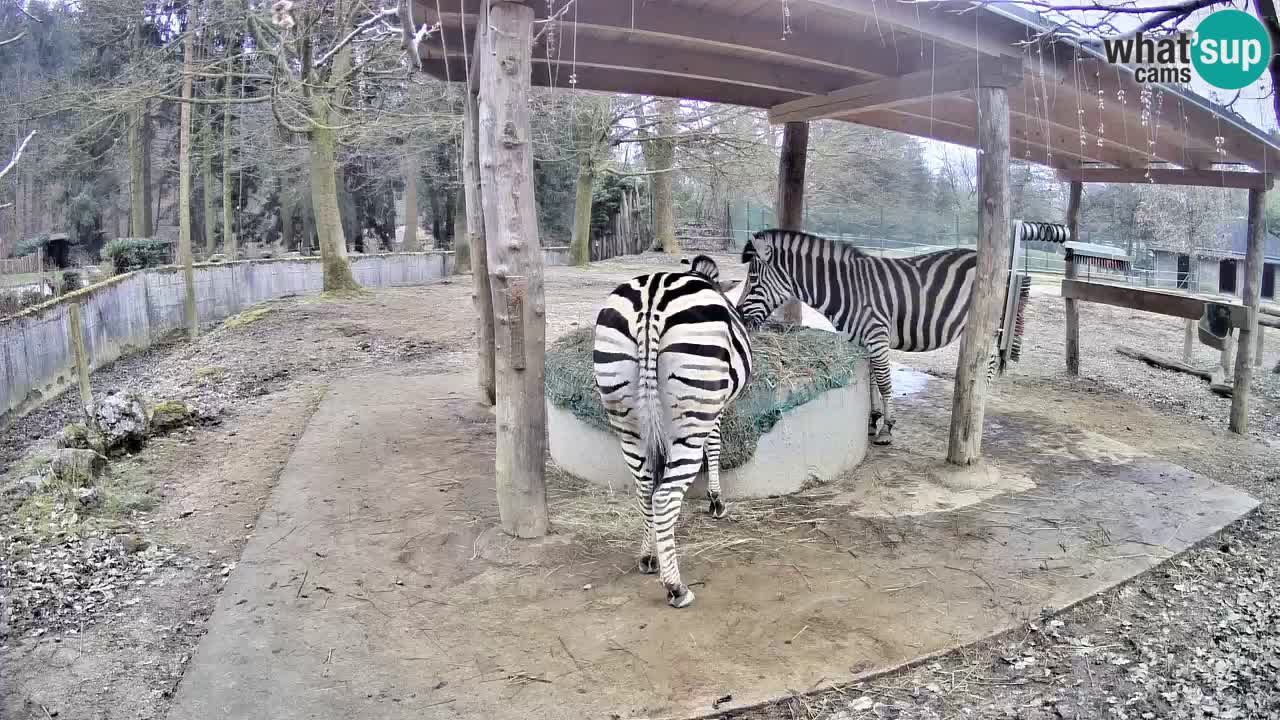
(12, 459, 158, 541)
(222, 305, 272, 328)
(193, 366, 225, 381)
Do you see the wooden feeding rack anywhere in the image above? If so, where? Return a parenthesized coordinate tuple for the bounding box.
(407, 0, 1280, 533)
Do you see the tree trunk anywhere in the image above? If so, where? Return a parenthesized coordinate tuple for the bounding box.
(646, 98, 678, 254)
(569, 151, 595, 266)
(401, 149, 420, 251)
(947, 85, 1011, 466)
(128, 106, 152, 237)
(454, 186, 471, 272)
(280, 180, 295, 250)
(309, 122, 360, 292)
(478, 1, 548, 538)
(221, 88, 235, 258)
(201, 102, 217, 257)
(443, 189, 456, 248)
(775, 121, 809, 325)
(462, 35, 493, 399)
(144, 111, 156, 233)
(178, 10, 198, 339)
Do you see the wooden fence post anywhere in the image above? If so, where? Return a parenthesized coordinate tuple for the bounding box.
(67, 303, 94, 416)
(1229, 187, 1266, 434)
(948, 84, 1012, 466)
(1064, 180, 1082, 375)
(478, 0, 548, 538)
(463, 16, 496, 405)
(776, 120, 808, 325)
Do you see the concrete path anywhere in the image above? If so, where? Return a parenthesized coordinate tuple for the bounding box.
(166, 371, 1257, 720)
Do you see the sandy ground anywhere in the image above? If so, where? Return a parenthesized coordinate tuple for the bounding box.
(3, 251, 1279, 719)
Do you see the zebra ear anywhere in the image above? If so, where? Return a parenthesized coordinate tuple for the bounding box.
(741, 241, 756, 263)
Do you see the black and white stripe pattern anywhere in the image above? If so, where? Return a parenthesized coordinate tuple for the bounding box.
(593, 255, 753, 609)
(736, 228, 1022, 445)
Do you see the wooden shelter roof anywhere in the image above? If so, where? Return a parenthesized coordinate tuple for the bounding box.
(410, 0, 1280, 175)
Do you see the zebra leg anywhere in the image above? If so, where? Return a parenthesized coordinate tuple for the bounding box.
(635, 465, 659, 574)
(653, 437, 708, 608)
(868, 380, 882, 437)
(704, 422, 728, 519)
(867, 337, 896, 446)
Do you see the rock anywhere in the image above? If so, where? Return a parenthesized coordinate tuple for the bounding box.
(93, 390, 149, 455)
(55, 422, 105, 453)
(116, 534, 148, 554)
(148, 400, 196, 435)
(49, 448, 109, 486)
(76, 486, 102, 509)
(3, 475, 46, 500)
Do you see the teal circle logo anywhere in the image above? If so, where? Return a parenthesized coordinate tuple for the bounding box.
(1192, 9, 1271, 90)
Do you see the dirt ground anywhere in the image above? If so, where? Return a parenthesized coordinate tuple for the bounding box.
(3, 252, 1279, 720)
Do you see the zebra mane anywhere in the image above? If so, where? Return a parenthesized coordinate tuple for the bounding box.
(750, 228, 868, 262)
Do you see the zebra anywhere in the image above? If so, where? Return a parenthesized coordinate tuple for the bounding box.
(593, 255, 753, 608)
(735, 228, 1033, 446)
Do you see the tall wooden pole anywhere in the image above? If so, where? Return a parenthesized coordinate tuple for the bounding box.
(1229, 187, 1266, 434)
(1063, 181, 1082, 375)
(948, 85, 1012, 466)
(463, 21, 496, 405)
(478, 0, 548, 538)
(67, 303, 93, 417)
(776, 120, 808, 326)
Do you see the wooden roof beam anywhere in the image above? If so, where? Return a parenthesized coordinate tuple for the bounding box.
(768, 56, 1022, 124)
(413, 0, 928, 81)
(795, 0, 1029, 58)
(1056, 167, 1275, 190)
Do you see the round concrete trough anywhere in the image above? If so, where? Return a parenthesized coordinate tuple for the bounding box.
(547, 360, 871, 499)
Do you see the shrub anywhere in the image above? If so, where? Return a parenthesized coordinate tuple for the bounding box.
(103, 238, 171, 273)
(12, 234, 49, 258)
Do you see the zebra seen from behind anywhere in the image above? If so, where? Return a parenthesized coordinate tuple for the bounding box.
(593, 255, 753, 608)
(735, 228, 1011, 446)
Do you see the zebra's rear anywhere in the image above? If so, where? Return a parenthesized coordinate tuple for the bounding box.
(592, 264, 752, 608)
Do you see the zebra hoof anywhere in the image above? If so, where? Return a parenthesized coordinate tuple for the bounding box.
(872, 432, 894, 446)
(667, 585, 695, 609)
(707, 496, 728, 519)
(637, 555, 658, 574)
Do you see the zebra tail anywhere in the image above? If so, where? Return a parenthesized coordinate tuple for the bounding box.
(636, 335, 670, 482)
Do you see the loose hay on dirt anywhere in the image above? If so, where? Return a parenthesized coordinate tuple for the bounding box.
(545, 324, 867, 470)
(546, 465, 842, 563)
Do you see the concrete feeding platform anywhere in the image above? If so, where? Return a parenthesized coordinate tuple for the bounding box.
(166, 372, 1258, 720)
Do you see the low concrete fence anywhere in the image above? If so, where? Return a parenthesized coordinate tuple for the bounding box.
(1, 252, 454, 426)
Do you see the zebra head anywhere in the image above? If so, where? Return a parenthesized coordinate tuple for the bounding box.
(736, 229, 795, 330)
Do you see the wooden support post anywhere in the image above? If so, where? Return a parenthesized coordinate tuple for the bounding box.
(178, 7, 198, 340)
(948, 85, 1011, 466)
(478, 0, 548, 538)
(1183, 319, 1195, 363)
(464, 20, 496, 405)
(776, 120, 808, 326)
(1229, 188, 1266, 434)
(67, 303, 93, 416)
(1256, 326, 1264, 367)
(1063, 181, 1082, 376)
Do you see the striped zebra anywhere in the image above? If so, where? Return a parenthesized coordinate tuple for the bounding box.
(593, 255, 753, 608)
(735, 226, 1063, 446)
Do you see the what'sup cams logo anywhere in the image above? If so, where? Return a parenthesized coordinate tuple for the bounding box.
(1102, 9, 1272, 90)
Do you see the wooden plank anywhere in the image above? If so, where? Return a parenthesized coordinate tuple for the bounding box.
(1055, 167, 1274, 191)
(948, 85, 1010, 466)
(768, 57, 1022, 124)
(1116, 345, 1212, 381)
(1064, 181, 1082, 376)
(776, 121, 808, 326)
(478, 0, 548, 538)
(1230, 188, 1266, 434)
(1061, 279, 1248, 326)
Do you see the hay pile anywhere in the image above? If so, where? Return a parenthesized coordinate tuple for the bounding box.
(545, 324, 867, 469)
